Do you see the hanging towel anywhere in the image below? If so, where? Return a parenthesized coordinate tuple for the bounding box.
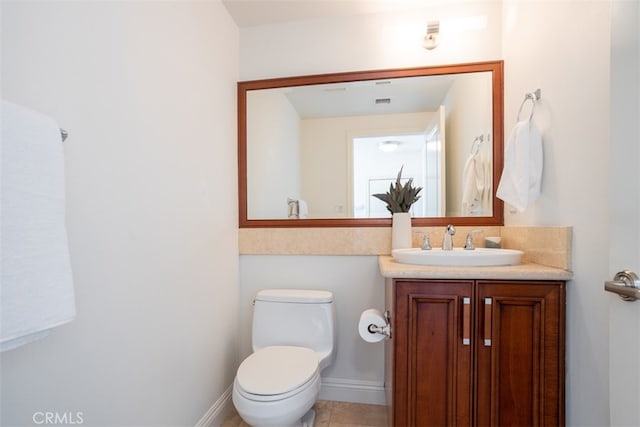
(482, 148, 492, 212)
(461, 150, 485, 215)
(496, 119, 543, 212)
(1, 100, 75, 352)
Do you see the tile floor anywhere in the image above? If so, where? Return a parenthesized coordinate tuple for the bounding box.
(221, 400, 388, 427)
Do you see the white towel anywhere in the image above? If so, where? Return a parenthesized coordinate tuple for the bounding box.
(297, 199, 308, 219)
(482, 149, 492, 211)
(496, 119, 543, 212)
(1, 100, 75, 352)
(461, 151, 485, 215)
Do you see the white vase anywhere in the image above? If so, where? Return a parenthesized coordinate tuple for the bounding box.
(392, 212, 412, 250)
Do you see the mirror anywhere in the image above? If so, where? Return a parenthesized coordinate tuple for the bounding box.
(239, 61, 504, 228)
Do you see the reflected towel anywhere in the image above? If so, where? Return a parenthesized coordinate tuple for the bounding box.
(297, 199, 308, 219)
(1, 100, 75, 352)
(496, 120, 543, 212)
(461, 151, 485, 215)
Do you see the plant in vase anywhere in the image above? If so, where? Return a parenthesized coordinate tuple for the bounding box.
(372, 166, 423, 214)
(372, 167, 423, 249)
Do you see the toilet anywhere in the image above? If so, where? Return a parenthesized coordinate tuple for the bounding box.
(232, 289, 336, 427)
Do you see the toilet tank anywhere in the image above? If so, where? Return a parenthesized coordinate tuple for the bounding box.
(252, 289, 336, 369)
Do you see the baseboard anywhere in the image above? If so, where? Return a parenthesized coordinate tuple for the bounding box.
(196, 377, 386, 426)
(195, 384, 234, 427)
(319, 377, 386, 405)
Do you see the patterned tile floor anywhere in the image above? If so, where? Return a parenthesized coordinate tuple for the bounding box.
(221, 400, 388, 427)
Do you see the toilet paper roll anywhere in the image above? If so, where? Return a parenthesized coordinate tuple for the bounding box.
(358, 309, 387, 343)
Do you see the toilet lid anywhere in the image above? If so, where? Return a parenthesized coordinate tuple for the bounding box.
(236, 346, 319, 396)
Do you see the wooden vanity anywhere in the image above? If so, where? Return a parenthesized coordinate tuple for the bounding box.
(380, 257, 573, 426)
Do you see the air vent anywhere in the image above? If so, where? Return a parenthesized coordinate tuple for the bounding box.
(375, 98, 391, 104)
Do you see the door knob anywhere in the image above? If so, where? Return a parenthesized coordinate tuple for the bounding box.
(604, 270, 640, 301)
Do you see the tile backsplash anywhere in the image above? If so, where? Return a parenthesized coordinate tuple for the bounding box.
(239, 226, 572, 271)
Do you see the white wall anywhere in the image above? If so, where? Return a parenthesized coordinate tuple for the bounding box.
(247, 90, 300, 218)
(238, 1, 503, 404)
(239, 1, 503, 80)
(502, 1, 612, 425)
(1, 2, 239, 426)
(445, 72, 493, 216)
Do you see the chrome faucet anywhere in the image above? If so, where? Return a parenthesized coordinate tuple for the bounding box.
(442, 224, 456, 250)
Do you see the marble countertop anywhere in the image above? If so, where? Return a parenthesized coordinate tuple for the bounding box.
(379, 256, 574, 281)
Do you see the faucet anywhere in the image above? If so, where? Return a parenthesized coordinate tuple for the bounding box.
(442, 224, 455, 250)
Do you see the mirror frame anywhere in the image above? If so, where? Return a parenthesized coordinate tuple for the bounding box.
(238, 60, 504, 228)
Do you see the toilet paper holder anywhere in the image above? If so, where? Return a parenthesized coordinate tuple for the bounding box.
(367, 310, 392, 339)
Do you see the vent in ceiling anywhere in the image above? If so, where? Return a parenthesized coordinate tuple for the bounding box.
(375, 98, 391, 104)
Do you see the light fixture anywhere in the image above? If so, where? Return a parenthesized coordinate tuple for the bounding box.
(423, 20, 440, 50)
(379, 140, 400, 152)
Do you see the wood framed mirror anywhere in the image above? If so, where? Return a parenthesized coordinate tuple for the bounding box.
(238, 60, 503, 228)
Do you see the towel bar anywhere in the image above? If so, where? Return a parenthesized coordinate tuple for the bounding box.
(517, 88, 541, 122)
(526, 88, 541, 101)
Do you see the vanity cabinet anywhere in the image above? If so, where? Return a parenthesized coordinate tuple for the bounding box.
(388, 278, 565, 426)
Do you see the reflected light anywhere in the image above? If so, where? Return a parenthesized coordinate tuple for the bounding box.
(379, 140, 400, 152)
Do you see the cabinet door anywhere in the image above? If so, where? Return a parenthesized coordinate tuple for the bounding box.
(475, 281, 565, 426)
(394, 280, 474, 427)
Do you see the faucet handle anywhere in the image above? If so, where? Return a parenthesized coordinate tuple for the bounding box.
(421, 233, 432, 250)
(464, 229, 484, 250)
(413, 231, 432, 250)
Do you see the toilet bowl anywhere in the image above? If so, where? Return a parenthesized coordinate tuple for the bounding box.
(232, 289, 336, 427)
(232, 346, 321, 427)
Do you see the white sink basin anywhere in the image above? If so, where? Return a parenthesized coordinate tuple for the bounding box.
(392, 248, 524, 267)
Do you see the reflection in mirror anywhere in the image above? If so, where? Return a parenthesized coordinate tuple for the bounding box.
(239, 61, 504, 228)
(353, 133, 441, 218)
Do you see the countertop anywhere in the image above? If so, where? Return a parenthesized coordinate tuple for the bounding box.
(379, 256, 574, 281)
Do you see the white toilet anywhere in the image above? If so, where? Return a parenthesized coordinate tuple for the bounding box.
(232, 289, 336, 427)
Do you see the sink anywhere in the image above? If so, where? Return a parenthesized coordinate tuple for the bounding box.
(392, 248, 524, 267)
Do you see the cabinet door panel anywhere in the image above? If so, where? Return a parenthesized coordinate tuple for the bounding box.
(475, 281, 565, 426)
(395, 280, 474, 427)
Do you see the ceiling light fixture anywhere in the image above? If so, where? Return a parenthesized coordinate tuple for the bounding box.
(379, 140, 400, 152)
(423, 20, 440, 50)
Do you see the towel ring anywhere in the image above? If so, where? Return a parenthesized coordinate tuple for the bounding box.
(470, 134, 484, 155)
(517, 89, 541, 122)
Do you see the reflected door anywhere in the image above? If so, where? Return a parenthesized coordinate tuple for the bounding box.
(350, 107, 447, 218)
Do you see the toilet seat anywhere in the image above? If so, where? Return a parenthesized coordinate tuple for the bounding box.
(235, 346, 319, 402)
